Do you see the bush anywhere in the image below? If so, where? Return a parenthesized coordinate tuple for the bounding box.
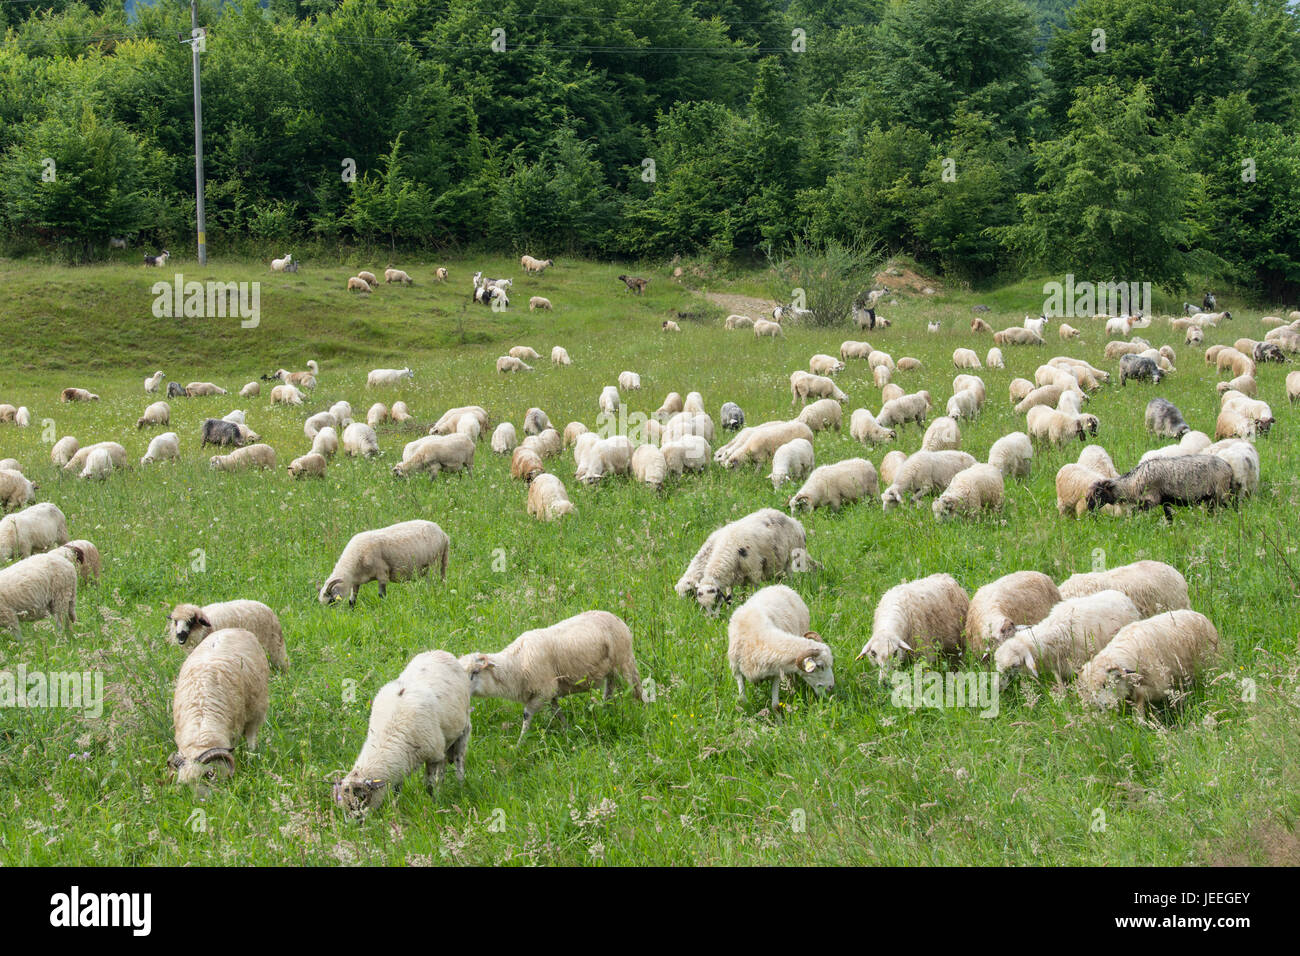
(765, 238, 884, 327)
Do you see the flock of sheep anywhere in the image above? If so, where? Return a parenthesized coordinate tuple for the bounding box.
(2, 269, 1296, 819)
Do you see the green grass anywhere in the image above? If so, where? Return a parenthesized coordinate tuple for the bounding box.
(0, 256, 1298, 865)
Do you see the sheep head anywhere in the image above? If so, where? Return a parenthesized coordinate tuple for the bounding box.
(168, 604, 213, 647)
(796, 647, 835, 695)
(318, 578, 348, 605)
(335, 774, 387, 818)
(460, 653, 507, 698)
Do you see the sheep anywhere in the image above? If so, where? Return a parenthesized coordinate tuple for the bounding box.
(790, 371, 849, 406)
(1215, 347, 1255, 379)
(287, 452, 327, 479)
(393, 434, 474, 478)
(347, 275, 373, 293)
(185, 382, 227, 397)
(946, 389, 980, 422)
(797, 399, 842, 433)
(560, 422, 588, 449)
(364, 404, 390, 429)
(596, 385, 622, 417)
(0, 469, 35, 512)
(727, 586, 834, 709)
(879, 450, 907, 487)
(988, 432, 1032, 479)
(810, 354, 845, 376)
(551, 346, 572, 366)
(1078, 444, 1119, 478)
(334, 650, 470, 819)
(868, 350, 896, 372)
(994, 327, 1044, 346)
(753, 319, 783, 337)
(60, 388, 99, 403)
(1026, 406, 1098, 445)
(872, 364, 893, 389)
(166, 599, 288, 670)
(1139, 430, 1212, 464)
(971, 317, 993, 333)
(319, 520, 450, 607)
(1217, 374, 1256, 397)
(1209, 440, 1260, 497)
(768, 438, 814, 489)
(168, 628, 269, 790)
(55, 540, 100, 584)
(342, 422, 380, 458)
(1008, 378, 1034, 404)
(720, 402, 745, 431)
(521, 428, 562, 459)
(453, 417, 481, 443)
(237, 382, 260, 400)
(674, 508, 811, 610)
(788, 458, 877, 513)
(0, 459, 17, 472)
(270, 384, 304, 406)
(12, 407, 29, 428)
(654, 392, 684, 421)
(726, 314, 755, 330)
(0, 550, 77, 636)
(922, 416, 962, 452)
(841, 340, 872, 361)
(1215, 407, 1258, 441)
(79, 447, 116, 481)
(717, 420, 814, 469)
(932, 463, 1004, 519)
(876, 391, 932, 429)
(134, 400, 170, 430)
(429, 406, 487, 436)
(1185, 326, 1204, 345)
(1055, 463, 1111, 518)
(209, 444, 277, 472)
(167, 382, 186, 397)
(685, 391, 707, 414)
(618, 371, 642, 392)
(996, 590, 1142, 684)
(1077, 611, 1219, 719)
(144, 370, 166, 393)
(857, 573, 970, 673)
(663, 412, 714, 444)
(964, 571, 1061, 655)
(952, 375, 987, 408)
(880, 383, 905, 403)
(1145, 398, 1189, 438)
(527, 473, 577, 520)
(1059, 561, 1191, 622)
(661, 436, 710, 475)
(367, 368, 414, 387)
(952, 348, 981, 370)
(1221, 390, 1274, 433)
(1058, 323, 1080, 340)
(312, 426, 339, 459)
(621, 444, 665, 491)
(880, 451, 977, 511)
(1015, 384, 1081, 415)
(511, 447, 545, 483)
(1288, 371, 1300, 404)
(662, 320, 681, 333)
(985, 347, 1005, 369)
(62, 441, 127, 474)
(491, 423, 518, 455)
(577, 436, 634, 485)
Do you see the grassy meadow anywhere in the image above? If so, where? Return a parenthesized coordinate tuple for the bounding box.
(0, 254, 1298, 866)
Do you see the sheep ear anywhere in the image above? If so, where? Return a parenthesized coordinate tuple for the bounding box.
(1023, 653, 1039, 678)
(195, 613, 213, 628)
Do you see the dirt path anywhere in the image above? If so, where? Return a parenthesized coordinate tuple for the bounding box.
(702, 291, 779, 318)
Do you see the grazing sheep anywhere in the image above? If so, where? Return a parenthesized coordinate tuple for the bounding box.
(1008, 378, 1034, 404)
(1057, 463, 1118, 518)
(240, 381, 260, 398)
(810, 354, 845, 376)
(1208, 440, 1260, 497)
(1058, 561, 1190, 620)
(367, 368, 414, 387)
(716, 420, 814, 469)
(393, 434, 474, 478)
(1118, 353, 1164, 386)
(841, 340, 872, 361)
(726, 314, 755, 330)
(881, 383, 905, 403)
(988, 432, 1032, 479)
(55, 540, 100, 584)
(857, 573, 970, 673)
(753, 319, 783, 337)
(1058, 324, 1080, 340)
(788, 458, 877, 513)
(946, 389, 980, 422)
(896, 357, 921, 372)
(527, 473, 577, 520)
(60, 388, 99, 403)
(185, 382, 227, 397)
(662, 320, 681, 332)
(336, 650, 470, 818)
(347, 275, 373, 292)
(720, 402, 745, 431)
(1145, 398, 1190, 438)
(1015, 384, 1081, 415)
(876, 391, 932, 429)
(630, 444, 668, 491)
(523, 408, 550, 437)
(167, 382, 186, 398)
(209, 444, 277, 471)
(872, 364, 893, 389)
(952, 375, 987, 407)
(0, 459, 17, 472)
(880, 451, 977, 511)
(965, 571, 1061, 654)
(319, 520, 449, 607)
(768, 438, 814, 489)
(461, 610, 642, 739)
(790, 371, 849, 406)
(79, 447, 115, 480)
(674, 509, 811, 610)
(492, 423, 518, 455)
(1026, 406, 1098, 445)
(996, 590, 1141, 684)
(382, 267, 413, 285)
(365, 404, 390, 429)
(655, 391, 684, 420)
(12, 407, 29, 427)
(868, 350, 896, 372)
(342, 422, 380, 458)
(0, 550, 77, 637)
(0, 469, 36, 511)
(1220, 390, 1274, 434)
(1139, 431, 1212, 464)
(577, 436, 634, 485)
(494, 355, 530, 374)
(660, 436, 710, 475)
(167, 600, 287, 670)
(61, 441, 126, 475)
(617, 371, 642, 392)
(597, 385, 621, 417)
(1217, 374, 1256, 397)
(1214, 407, 1258, 441)
(311, 426, 339, 459)
(270, 384, 304, 406)
(551, 346, 572, 366)
(144, 370, 165, 393)
(287, 452, 327, 479)
(169, 628, 269, 789)
(932, 463, 1004, 519)
(952, 348, 981, 370)
(562, 422, 589, 448)
(1287, 371, 1300, 404)
(1185, 326, 1204, 345)
(878, 450, 907, 488)
(429, 406, 486, 436)
(994, 327, 1044, 346)
(728, 585, 834, 708)
(985, 347, 1005, 369)
(521, 255, 554, 275)
(971, 317, 993, 333)
(511, 447, 545, 483)
(922, 416, 961, 452)
(1086, 456, 1232, 520)
(797, 399, 842, 433)
(521, 428, 562, 458)
(135, 401, 170, 429)
(1076, 445, 1118, 479)
(1077, 611, 1219, 719)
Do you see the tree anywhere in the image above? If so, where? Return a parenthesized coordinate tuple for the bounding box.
(343, 133, 435, 249)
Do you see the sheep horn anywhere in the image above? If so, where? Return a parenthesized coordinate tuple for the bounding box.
(195, 747, 235, 773)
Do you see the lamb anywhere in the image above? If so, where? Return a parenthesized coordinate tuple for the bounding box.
(527, 473, 577, 520)
(288, 452, 327, 478)
(361, 404, 388, 429)
(660, 436, 710, 475)
(270, 384, 304, 406)
(618, 371, 642, 392)
(674, 509, 811, 610)
(1220, 390, 1274, 434)
(461, 610, 642, 739)
(964, 571, 1061, 654)
(168, 628, 269, 789)
(62, 441, 127, 473)
(392, 434, 474, 478)
(726, 314, 755, 330)
(430, 405, 488, 436)
(60, 388, 99, 403)
(185, 382, 227, 397)
(367, 367, 414, 387)
(857, 573, 969, 673)
(0, 550, 77, 637)
(209, 444, 277, 471)
(840, 340, 872, 361)
(1008, 378, 1034, 404)
(995, 590, 1142, 684)
(922, 416, 961, 452)
(631, 445, 668, 491)
(342, 422, 380, 458)
(985, 347, 1005, 369)
(720, 402, 745, 430)
(0, 469, 36, 511)
(994, 327, 1044, 346)
(55, 540, 101, 584)
(879, 450, 907, 487)
(880, 450, 977, 511)
(1145, 398, 1190, 438)
(319, 520, 450, 607)
(790, 371, 849, 406)
(717, 420, 814, 469)
(166, 600, 288, 670)
(135, 401, 170, 429)
(932, 463, 1004, 519)
(145, 370, 165, 393)
(511, 447, 545, 483)
(520, 255, 554, 275)
(768, 438, 814, 489)
(240, 381, 260, 398)
(1077, 611, 1219, 719)
(562, 422, 589, 447)
(1026, 406, 1099, 445)
(577, 436, 634, 485)
(347, 275, 373, 292)
(727, 586, 834, 708)
(753, 319, 783, 337)
(312, 426, 339, 459)
(797, 398, 842, 432)
(551, 346, 572, 366)
(335, 649, 470, 818)
(788, 458, 877, 513)
(952, 348, 981, 369)
(492, 423, 518, 455)
(946, 389, 980, 421)
(988, 432, 1032, 479)
(80, 447, 115, 480)
(876, 391, 932, 429)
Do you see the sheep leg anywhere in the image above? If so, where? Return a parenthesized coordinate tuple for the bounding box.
(424, 760, 445, 792)
(549, 699, 568, 727)
(602, 676, 614, 700)
(770, 678, 781, 711)
(518, 699, 544, 741)
(448, 727, 470, 783)
(735, 675, 746, 698)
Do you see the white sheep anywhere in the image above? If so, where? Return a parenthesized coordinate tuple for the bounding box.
(342, 422, 380, 458)
(1077, 610, 1219, 718)
(728, 585, 834, 708)
(240, 381, 260, 398)
(319, 520, 450, 606)
(50, 436, 78, 467)
(953, 348, 982, 369)
(562, 422, 589, 448)
(335, 650, 471, 817)
(521, 428, 562, 458)
(271, 254, 293, 272)
(0, 469, 36, 511)
(384, 267, 413, 285)
(932, 463, 1004, 519)
(985, 347, 1005, 369)
(617, 371, 642, 392)
(946, 389, 980, 421)
(987, 432, 1032, 479)
(1058, 560, 1189, 619)
(312, 426, 339, 459)
(797, 398, 842, 433)
(684, 392, 705, 414)
(631, 444, 667, 490)
(288, 452, 327, 478)
(527, 473, 577, 520)
(768, 438, 814, 489)
(141, 432, 180, 465)
(840, 340, 872, 360)
(876, 391, 932, 429)
(366, 367, 414, 387)
(366, 403, 390, 428)
(922, 416, 962, 452)
(135, 401, 170, 429)
(520, 255, 553, 274)
(430, 405, 487, 436)
(599, 385, 621, 416)
(790, 371, 849, 406)
(674, 509, 811, 610)
(62, 441, 127, 474)
(850, 408, 896, 445)
(184, 382, 227, 397)
(810, 354, 845, 376)
(788, 458, 877, 512)
(879, 450, 907, 487)
(460, 610, 642, 739)
(393, 434, 474, 478)
(995, 590, 1141, 685)
(209, 444, 277, 471)
(166, 599, 288, 670)
(880, 450, 976, 511)
(79, 447, 115, 481)
(753, 319, 783, 337)
(271, 384, 304, 406)
(726, 314, 755, 330)
(169, 628, 269, 789)
(491, 422, 518, 455)
(0, 550, 77, 637)
(144, 370, 165, 393)
(716, 420, 814, 469)
(964, 571, 1061, 654)
(390, 401, 412, 422)
(660, 436, 710, 475)
(857, 573, 970, 673)
(551, 346, 572, 366)
(577, 436, 633, 485)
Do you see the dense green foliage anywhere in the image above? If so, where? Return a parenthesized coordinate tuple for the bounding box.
(1, 0, 1298, 298)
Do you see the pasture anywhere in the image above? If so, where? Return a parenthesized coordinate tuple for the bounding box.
(0, 256, 1298, 866)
